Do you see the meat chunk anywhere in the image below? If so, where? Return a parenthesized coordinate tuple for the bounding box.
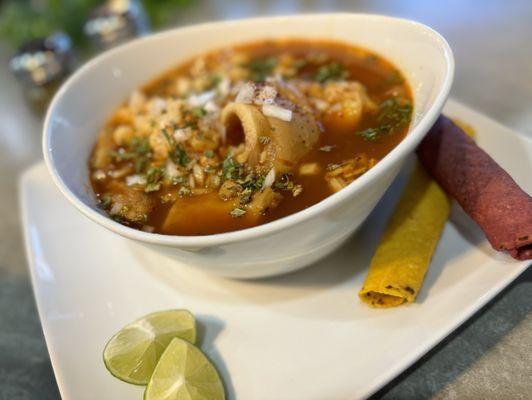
(296, 80, 377, 133)
(218, 180, 243, 200)
(162, 192, 236, 233)
(248, 188, 283, 215)
(91, 129, 115, 170)
(106, 181, 155, 223)
(324, 154, 376, 192)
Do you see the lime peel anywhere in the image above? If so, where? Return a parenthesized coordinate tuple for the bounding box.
(144, 337, 225, 400)
(103, 309, 196, 385)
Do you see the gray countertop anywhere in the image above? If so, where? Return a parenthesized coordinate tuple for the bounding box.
(0, 1, 530, 399)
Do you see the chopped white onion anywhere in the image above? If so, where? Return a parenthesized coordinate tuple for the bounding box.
(263, 168, 276, 188)
(217, 78, 231, 96)
(164, 160, 180, 179)
(109, 202, 123, 215)
(204, 100, 220, 113)
(313, 98, 329, 111)
(92, 170, 106, 180)
(148, 97, 167, 115)
(188, 173, 196, 189)
(176, 77, 191, 95)
(128, 90, 145, 109)
(126, 174, 147, 186)
(108, 166, 131, 178)
(173, 127, 192, 142)
(235, 82, 255, 104)
(261, 104, 292, 122)
(299, 163, 321, 175)
(192, 163, 205, 185)
(187, 90, 216, 107)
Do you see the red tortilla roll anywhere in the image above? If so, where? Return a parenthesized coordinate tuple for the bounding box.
(417, 115, 532, 260)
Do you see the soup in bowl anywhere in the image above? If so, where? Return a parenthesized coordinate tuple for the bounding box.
(44, 14, 453, 278)
(90, 39, 413, 236)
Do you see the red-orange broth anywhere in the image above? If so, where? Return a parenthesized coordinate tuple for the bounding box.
(90, 39, 413, 235)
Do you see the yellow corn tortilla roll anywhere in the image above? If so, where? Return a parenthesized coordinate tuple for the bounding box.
(359, 118, 475, 308)
(358, 162, 451, 307)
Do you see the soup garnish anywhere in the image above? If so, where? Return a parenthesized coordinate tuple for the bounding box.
(90, 39, 413, 235)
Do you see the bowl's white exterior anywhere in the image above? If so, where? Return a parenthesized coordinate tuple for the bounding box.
(43, 13, 453, 278)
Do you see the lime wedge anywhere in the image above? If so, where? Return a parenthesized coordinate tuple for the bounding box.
(103, 309, 196, 385)
(144, 337, 225, 400)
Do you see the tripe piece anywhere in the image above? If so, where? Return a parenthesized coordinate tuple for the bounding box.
(221, 89, 319, 173)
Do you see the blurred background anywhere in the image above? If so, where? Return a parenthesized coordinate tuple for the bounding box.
(1, 1, 531, 399)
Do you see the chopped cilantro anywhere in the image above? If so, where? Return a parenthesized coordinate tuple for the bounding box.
(230, 208, 246, 218)
(377, 98, 412, 126)
(184, 120, 198, 129)
(240, 174, 265, 192)
(131, 137, 151, 156)
(355, 98, 413, 141)
(258, 135, 271, 145)
(134, 157, 148, 174)
(131, 137, 151, 173)
(204, 150, 214, 158)
(99, 194, 112, 210)
(144, 167, 163, 192)
(356, 127, 382, 141)
(161, 128, 175, 147)
(313, 62, 348, 83)
(208, 74, 221, 89)
(110, 136, 151, 174)
(247, 57, 277, 82)
(222, 153, 242, 181)
(192, 107, 207, 118)
(172, 176, 186, 185)
(178, 186, 191, 197)
(171, 144, 189, 167)
(293, 59, 308, 71)
(386, 70, 404, 85)
(162, 125, 189, 167)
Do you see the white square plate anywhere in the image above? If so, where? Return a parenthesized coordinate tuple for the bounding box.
(20, 100, 531, 400)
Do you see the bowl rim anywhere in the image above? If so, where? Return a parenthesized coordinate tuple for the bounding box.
(43, 12, 454, 247)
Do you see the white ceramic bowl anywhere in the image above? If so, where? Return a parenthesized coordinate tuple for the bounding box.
(43, 13, 453, 278)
